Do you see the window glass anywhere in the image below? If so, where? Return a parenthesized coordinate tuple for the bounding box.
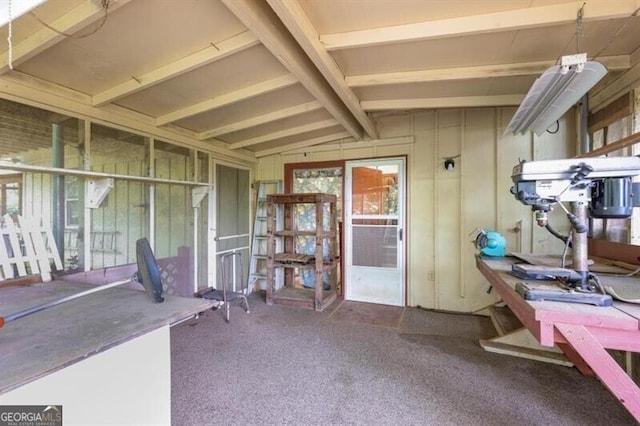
(292, 167, 342, 289)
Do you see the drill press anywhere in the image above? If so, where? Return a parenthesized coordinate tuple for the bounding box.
(510, 156, 640, 305)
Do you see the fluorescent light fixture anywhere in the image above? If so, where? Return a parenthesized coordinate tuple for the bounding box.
(0, 0, 46, 27)
(506, 53, 607, 136)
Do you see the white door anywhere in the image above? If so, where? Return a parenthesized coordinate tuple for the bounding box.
(345, 158, 405, 306)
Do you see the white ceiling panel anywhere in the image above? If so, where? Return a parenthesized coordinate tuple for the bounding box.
(175, 85, 317, 134)
(299, 0, 564, 34)
(16, 0, 246, 93)
(241, 124, 346, 151)
(331, 32, 524, 76)
(217, 108, 334, 143)
(114, 44, 288, 116)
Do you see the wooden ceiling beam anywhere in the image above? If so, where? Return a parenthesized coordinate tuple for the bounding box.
(156, 74, 298, 126)
(222, 0, 363, 141)
(93, 31, 259, 106)
(361, 95, 523, 111)
(0, 0, 132, 74)
(266, 0, 377, 139)
(283, 135, 413, 155)
(254, 131, 350, 158)
(589, 61, 640, 112)
(0, 72, 257, 164)
(228, 118, 338, 150)
(321, 1, 639, 50)
(348, 55, 631, 87)
(198, 100, 322, 140)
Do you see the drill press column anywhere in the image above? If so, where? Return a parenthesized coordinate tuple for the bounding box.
(571, 201, 589, 290)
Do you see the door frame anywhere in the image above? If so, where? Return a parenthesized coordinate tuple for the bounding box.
(283, 156, 407, 305)
(344, 157, 407, 306)
(209, 159, 253, 289)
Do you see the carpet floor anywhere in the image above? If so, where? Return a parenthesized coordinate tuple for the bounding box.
(328, 300, 404, 328)
(170, 293, 634, 425)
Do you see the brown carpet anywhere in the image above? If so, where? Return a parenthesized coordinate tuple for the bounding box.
(171, 293, 635, 425)
(329, 300, 404, 328)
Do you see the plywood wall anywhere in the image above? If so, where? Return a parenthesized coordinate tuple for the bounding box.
(256, 107, 576, 312)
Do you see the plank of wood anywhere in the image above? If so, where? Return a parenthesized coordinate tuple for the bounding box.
(42, 220, 63, 271)
(580, 130, 640, 158)
(533, 300, 638, 330)
(589, 239, 640, 266)
(0, 232, 14, 280)
(274, 252, 313, 264)
(17, 219, 41, 279)
(19, 216, 51, 282)
(585, 327, 640, 352)
(556, 342, 594, 376)
(3, 218, 27, 277)
(480, 329, 573, 367)
(487, 305, 507, 336)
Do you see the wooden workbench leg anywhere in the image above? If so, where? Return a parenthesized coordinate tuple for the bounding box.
(555, 323, 640, 422)
(480, 305, 573, 367)
(556, 342, 594, 376)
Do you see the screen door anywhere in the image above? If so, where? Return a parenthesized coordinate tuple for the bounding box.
(345, 158, 405, 306)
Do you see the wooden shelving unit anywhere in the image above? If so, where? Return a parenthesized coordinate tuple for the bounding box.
(266, 193, 339, 311)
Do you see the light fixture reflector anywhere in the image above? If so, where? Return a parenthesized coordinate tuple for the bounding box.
(506, 56, 607, 136)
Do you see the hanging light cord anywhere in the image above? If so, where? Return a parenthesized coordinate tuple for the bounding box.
(557, 3, 640, 62)
(557, 2, 586, 61)
(7, 0, 13, 70)
(575, 3, 584, 53)
(592, 5, 640, 61)
(28, 0, 111, 39)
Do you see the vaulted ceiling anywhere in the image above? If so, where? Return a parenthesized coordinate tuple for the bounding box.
(1, 0, 639, 159)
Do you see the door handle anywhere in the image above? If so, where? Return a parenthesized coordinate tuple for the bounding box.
(398, 228, 403, 241)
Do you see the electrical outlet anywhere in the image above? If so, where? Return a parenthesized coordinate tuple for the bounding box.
(427, 271, 435, 281)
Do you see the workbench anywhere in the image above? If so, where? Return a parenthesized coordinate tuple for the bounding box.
(476, 255, 640, 421)
(0, 280, 214, 425)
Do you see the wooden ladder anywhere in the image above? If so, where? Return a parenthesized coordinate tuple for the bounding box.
(248, 180, 283, 291)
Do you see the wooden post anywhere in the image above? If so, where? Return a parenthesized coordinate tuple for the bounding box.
(52, 123, 65, 258)
(315, 200, 323, 311)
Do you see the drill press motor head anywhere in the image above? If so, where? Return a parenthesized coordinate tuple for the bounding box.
(510, 157, 640, 220)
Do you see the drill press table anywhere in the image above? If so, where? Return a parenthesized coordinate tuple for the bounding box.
(476, 255, 640, 421)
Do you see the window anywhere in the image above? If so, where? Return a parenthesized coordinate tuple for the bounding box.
(0, 177, 21, 217)
(65, 176, 81, 228)
(284, 161, 344, 289)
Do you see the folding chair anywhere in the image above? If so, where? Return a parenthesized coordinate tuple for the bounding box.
(200, 252, 249, 322)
